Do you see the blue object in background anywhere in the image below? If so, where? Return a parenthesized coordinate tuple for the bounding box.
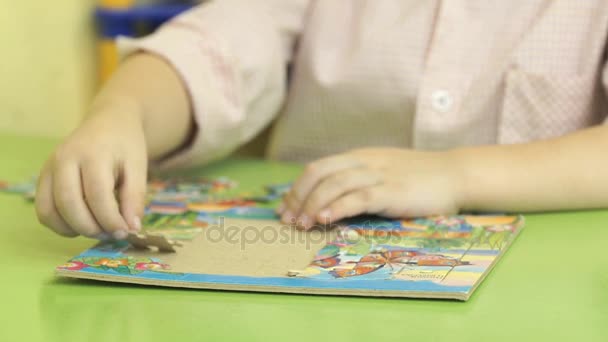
(96, 4, 194, 38)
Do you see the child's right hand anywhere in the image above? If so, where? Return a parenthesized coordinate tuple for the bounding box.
(34, 53, 193, 239)
(35, 101, 148, 240)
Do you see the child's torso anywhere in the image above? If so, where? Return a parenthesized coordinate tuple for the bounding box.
(267, 0, 608, 162)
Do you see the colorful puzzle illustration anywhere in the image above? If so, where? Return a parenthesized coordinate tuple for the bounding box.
(290, 215, 522, 292)
(45, 176, 523, 300)
(0, 175, 523, 300)
(142, 177, 290, 240)
(0, 178, 36, 201)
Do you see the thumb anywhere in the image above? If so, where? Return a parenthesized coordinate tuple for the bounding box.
(119, 159, 148, 232)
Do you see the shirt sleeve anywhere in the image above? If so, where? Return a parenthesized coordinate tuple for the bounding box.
(116, 0, 310, 169)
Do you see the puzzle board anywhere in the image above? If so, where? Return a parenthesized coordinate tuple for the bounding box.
(52, 177, 524, 301)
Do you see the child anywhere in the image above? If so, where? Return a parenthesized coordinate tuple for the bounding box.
(36, 1, 608, 239)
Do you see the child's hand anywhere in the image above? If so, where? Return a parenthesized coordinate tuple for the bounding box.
(279, 148, 465, 229)
(35, 102, 147, 239)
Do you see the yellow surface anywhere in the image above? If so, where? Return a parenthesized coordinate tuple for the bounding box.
(99, 39, 120, 83)
(100, 0, 135, 9)
(0, 1, 97, 137)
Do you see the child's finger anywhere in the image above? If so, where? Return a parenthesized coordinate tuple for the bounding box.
(299, 168, 382, 228)
(52, 163, 103, 238)
(118, 158, 147, 233)
(81, 161, 129, 239)
(35, 165, 78, 237)
(315, 185, 386, 226)
(280, 191, 300, 224)
(286, 154, 361, 212)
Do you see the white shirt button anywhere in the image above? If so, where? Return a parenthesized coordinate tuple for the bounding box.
(431, 89, 453, 112)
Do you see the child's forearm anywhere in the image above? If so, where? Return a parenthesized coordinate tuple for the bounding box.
(453, 125, 608, 212)
(91, 53, 193, 160)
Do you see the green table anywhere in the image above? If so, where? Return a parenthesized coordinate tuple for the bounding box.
(0, 132, 606, 342)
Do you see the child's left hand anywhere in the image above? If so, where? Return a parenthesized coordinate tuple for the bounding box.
(278, 148, 466, 229)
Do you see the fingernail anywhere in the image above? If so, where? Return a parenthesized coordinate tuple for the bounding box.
(318, 209, 331, 223)
(276, 203, 285, 215)
(132, 216, 142, 232)
(113, 230, 128, 240)
(281, 211, 295, 224)
(298, 214, 312, 230)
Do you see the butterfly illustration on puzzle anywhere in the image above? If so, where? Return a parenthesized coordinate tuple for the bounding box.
(309, 244, 342, 268)
(329, 249, 470, 278)
(329, 249, 422, 278)
(409, 254, 471, 267)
